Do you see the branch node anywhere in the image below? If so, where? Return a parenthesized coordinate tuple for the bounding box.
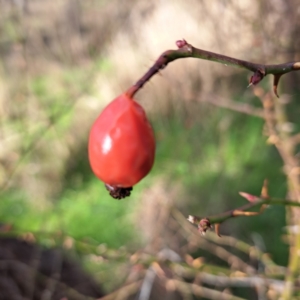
(176, 39, 187, 48)
(249, 68, 265, 86)
(198, 218, 212, 235)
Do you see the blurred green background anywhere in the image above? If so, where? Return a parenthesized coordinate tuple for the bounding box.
(0, 0, 299, 293)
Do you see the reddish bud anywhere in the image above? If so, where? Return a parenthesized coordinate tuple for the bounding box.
(198, 218, 212, 235)
(249, 69, 264, 86)
(176, 39, 187, 48)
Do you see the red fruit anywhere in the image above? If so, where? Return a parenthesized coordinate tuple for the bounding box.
(88, 93, 155, 198)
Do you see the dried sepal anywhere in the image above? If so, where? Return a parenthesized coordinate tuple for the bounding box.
(105, 184, 132, 200)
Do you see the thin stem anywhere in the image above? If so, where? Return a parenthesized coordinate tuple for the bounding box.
(188, 196, 300, 231)
(126, 39, 300, 98)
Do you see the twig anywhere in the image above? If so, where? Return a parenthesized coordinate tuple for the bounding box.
(202, 232, 286, 276)
(138, 267, 156, 300)
(200, 93, 269, 119)
(171, 279, 247, 300)
(171, 208, 256, 273)
(257, 88, 300, 299)
(0, 259, 95, 300)
(126, 39, 300, 98)
(97, 280, 142, 300)
(172, 207, 285, 279)
(187, 194, 300, 235)
(195, 272, 286, 293)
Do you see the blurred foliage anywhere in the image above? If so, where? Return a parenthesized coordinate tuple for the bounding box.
(0, 0, 300, 298)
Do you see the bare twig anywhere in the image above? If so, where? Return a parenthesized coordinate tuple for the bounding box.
(97, 280, 142, 300)
(254, 86, 300, 298)
(0, 259, 94, 300)
(138, 267, 156, 300)
(187, 194, 300, 235)
(202, 233, 286, 276)
(172, 279, 247, 300)
(126, 39, 300, 99)
(197, 272, 285, 292)
(200, 93, 268, 119)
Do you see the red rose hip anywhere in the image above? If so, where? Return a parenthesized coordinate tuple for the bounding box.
(88, 93, 155, 199)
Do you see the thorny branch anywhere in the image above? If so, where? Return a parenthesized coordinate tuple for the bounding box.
(187, 180, 300, 236)
(126, 39, 300, 99)
(125, 39, 300, 237)
(124, 39, 300, 297)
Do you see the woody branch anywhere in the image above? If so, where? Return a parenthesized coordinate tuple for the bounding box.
(126, 39, 300, 98)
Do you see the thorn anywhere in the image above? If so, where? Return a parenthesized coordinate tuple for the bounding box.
(273, 74, 282, 98)
(261, 179, 269, 199)
(239, 192, 259, 202)
(215, 223, 221, 237)
(247, 82, 253, 88)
